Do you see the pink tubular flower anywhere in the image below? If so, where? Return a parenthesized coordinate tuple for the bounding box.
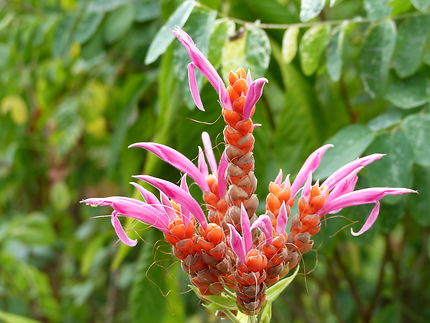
(172, 27, 268, 116)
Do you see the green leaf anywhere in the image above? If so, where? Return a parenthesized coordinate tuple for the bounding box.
(360, 20, 397, 98)
(326, 23, 347, 82)
(392, 15, 430, 78)
(266, 265, 300, 303)
(134, 0, 160, 22)
(174, 9, 216, 109)
(299, 25, 330, 76)
(300, 0, 325, 22)
(408, 165, 430, 226)
(88, 0, 135, 12)
(208, 19, 235, 69)
(314, 125, 375, 179)
(50, 181, 71, 211)
(104, 5, 135, 44)
(52, 16, 75, 57)
(364, 0, 391, 20)
(410, 0, 430, 11)
(364, 130, 413, 205)
(245, 27, 271, 77)
(368, 109, 402, 131)
(401, 114, 430, 167)
(145, 0, 196, 64)
(74, 11, 104, 44)
(222, 27, 271, 78)
(5, 213, 55, 246)
(260, 302, 272, 323)
(282, 27, 299, 64)
(385, 73, 430, 109)
(0, 311, 41, 323)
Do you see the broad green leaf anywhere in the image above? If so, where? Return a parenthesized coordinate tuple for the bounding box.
(0, 311, 41, 323)
(364, 131, 413, 205)
(424, 35, 430, 65)
(314, 125, 375, 179)
(385, 73, 430, 109)
(134, 0, 160, 22)
(368, 109, 402, 131)
(191, 286, 238, 311)
(364, 0, 391, 20)
(282, 27, 299, 64)
(393, 15, 430, 78)
(260, 302, 272, 323)
(244, 27, 271, 77)
(52, 15, 75, 57)
(389, 0, 412, 15)
(145, 0, 196, 64)
(80, 235, 107, 276)
(222, 27, 271, 78)
(326, 23, 347, 82)
(266, 265, 300, 302)
(408, 165, 430, 226)
(411, 0, 430, 11)
(401, 114, 430, 167)
(88, 0, 135, 12)
(74, 11, 104, 44)
(300, 0, 325, 22)
(5, 213, 55, 246)
(164, 264, 185, 323)
(360, 20, 397, 98)
(299, 25, 330, 76)
(208, 19, 235, 68)
(104, 5, 135, 44)
(174, 10, 216, 109)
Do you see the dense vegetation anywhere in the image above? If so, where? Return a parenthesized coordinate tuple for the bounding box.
(0, 0, 429, 322)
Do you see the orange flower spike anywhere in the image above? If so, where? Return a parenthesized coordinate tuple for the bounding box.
(228, 85, 240, 102)
(232, 96, 246, 113)
(222, 108, 241, 126)
(233, 79, 248, 95)
(269, 182, 281, 195)
(236, 68, 247, 79)
(228, 71, 239, 85)
(205, 223, 224, 245)
(245, 249, 267, 272)
(266, 193, 281, 214)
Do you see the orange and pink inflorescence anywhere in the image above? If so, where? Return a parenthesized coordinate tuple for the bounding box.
(82, 27, 416, 316)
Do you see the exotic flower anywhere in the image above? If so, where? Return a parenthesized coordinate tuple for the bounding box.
(81, 27, 416, 321)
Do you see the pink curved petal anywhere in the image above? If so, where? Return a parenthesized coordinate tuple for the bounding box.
(327, 167, 363, 202)
(351, 202, 380, 236)
(276, 202, 288, 234)
(291, 144, 333, 196)
(228, 224, 246, 263)
(129, 182, 163, 211)
(322, 154, 385, 189)
(198, 147, 209, 178)
(251, 215, 273, 244)
(202, 132, 217, 174)
(217, 151, 228, 198)
(320, 187, 417, 216)
(274, 169, 283, 185)
(302, 173, 313, 200)
(111, 212, 138, 247)
(134, 175, 208, 228)
(283, 174, 291, 189)
(180, 174, 189, 193)
(242, 78, 268, 120)
(129, 142, 209, 191)
(160, 192, 176, 220)
(188, 63, 204, 111)
(240, 204, 252, 253)
(172, 27, 231, 110)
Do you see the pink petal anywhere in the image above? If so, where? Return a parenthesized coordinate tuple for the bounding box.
(327, 167, 363, 202)
(188, 63, 204, 111)
(172, 27, 231, 110)
(320, 187, 417, 216)
(276, 202, 288, 234)
(217, 151, 228, 198)
(322, 154, 385, 189)
(351, 202, 380, 236)
(129, 142, 209, 191)
(202, 132, 217, 174)
(283, 174, 291, 189)
(179, 175, 191, 226)
(180, 174, 189, 193)
(302, 173, 313, 201)
(240, 204, 252, 253)
(246, 69, 252, 84)
(251, 215, 273, 244)
(242, 78, 268, 120)
(228, 224, 246, 263)
(130, 182, 163, 211)
(111, 212, 138, 247)
(198, 146, 209, 178)
(274, 169, 283, 185)
(160, 192, 176, 220)
(291, 144, 333, 196)
(134, 175, 208, 228)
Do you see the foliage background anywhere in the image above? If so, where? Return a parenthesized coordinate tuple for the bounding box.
(1, 0, 429, 322)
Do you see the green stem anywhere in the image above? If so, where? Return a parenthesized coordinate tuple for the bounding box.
(224, 310, 241, 323)
(248, 315, 258, 323)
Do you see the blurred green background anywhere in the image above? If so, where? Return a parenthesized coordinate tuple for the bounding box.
(1, 0, 429, 322)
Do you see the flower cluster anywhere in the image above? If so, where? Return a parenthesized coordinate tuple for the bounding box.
(82, 27, 415, 317)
